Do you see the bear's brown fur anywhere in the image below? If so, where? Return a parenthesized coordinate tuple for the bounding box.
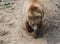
(23, 0, 44, 38)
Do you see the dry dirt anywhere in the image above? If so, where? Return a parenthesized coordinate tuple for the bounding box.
(0, 0, 60, 44)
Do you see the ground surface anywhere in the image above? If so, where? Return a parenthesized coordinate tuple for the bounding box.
(0, 0, 60, 44)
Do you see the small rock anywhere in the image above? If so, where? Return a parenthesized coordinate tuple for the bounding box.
(0, 40, 6, 44)
(0, 31, 8, 36)
(56, 4, 60, 9)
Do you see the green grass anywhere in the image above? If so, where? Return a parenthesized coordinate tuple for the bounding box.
(4, 3, 11, 8)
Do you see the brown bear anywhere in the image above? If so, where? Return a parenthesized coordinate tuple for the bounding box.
(23, 0, 44, 38)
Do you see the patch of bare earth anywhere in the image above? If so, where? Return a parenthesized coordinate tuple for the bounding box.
(0, 0, 60, 44)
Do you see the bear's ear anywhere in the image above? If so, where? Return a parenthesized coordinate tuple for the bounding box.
(37, 9, 44, 16)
